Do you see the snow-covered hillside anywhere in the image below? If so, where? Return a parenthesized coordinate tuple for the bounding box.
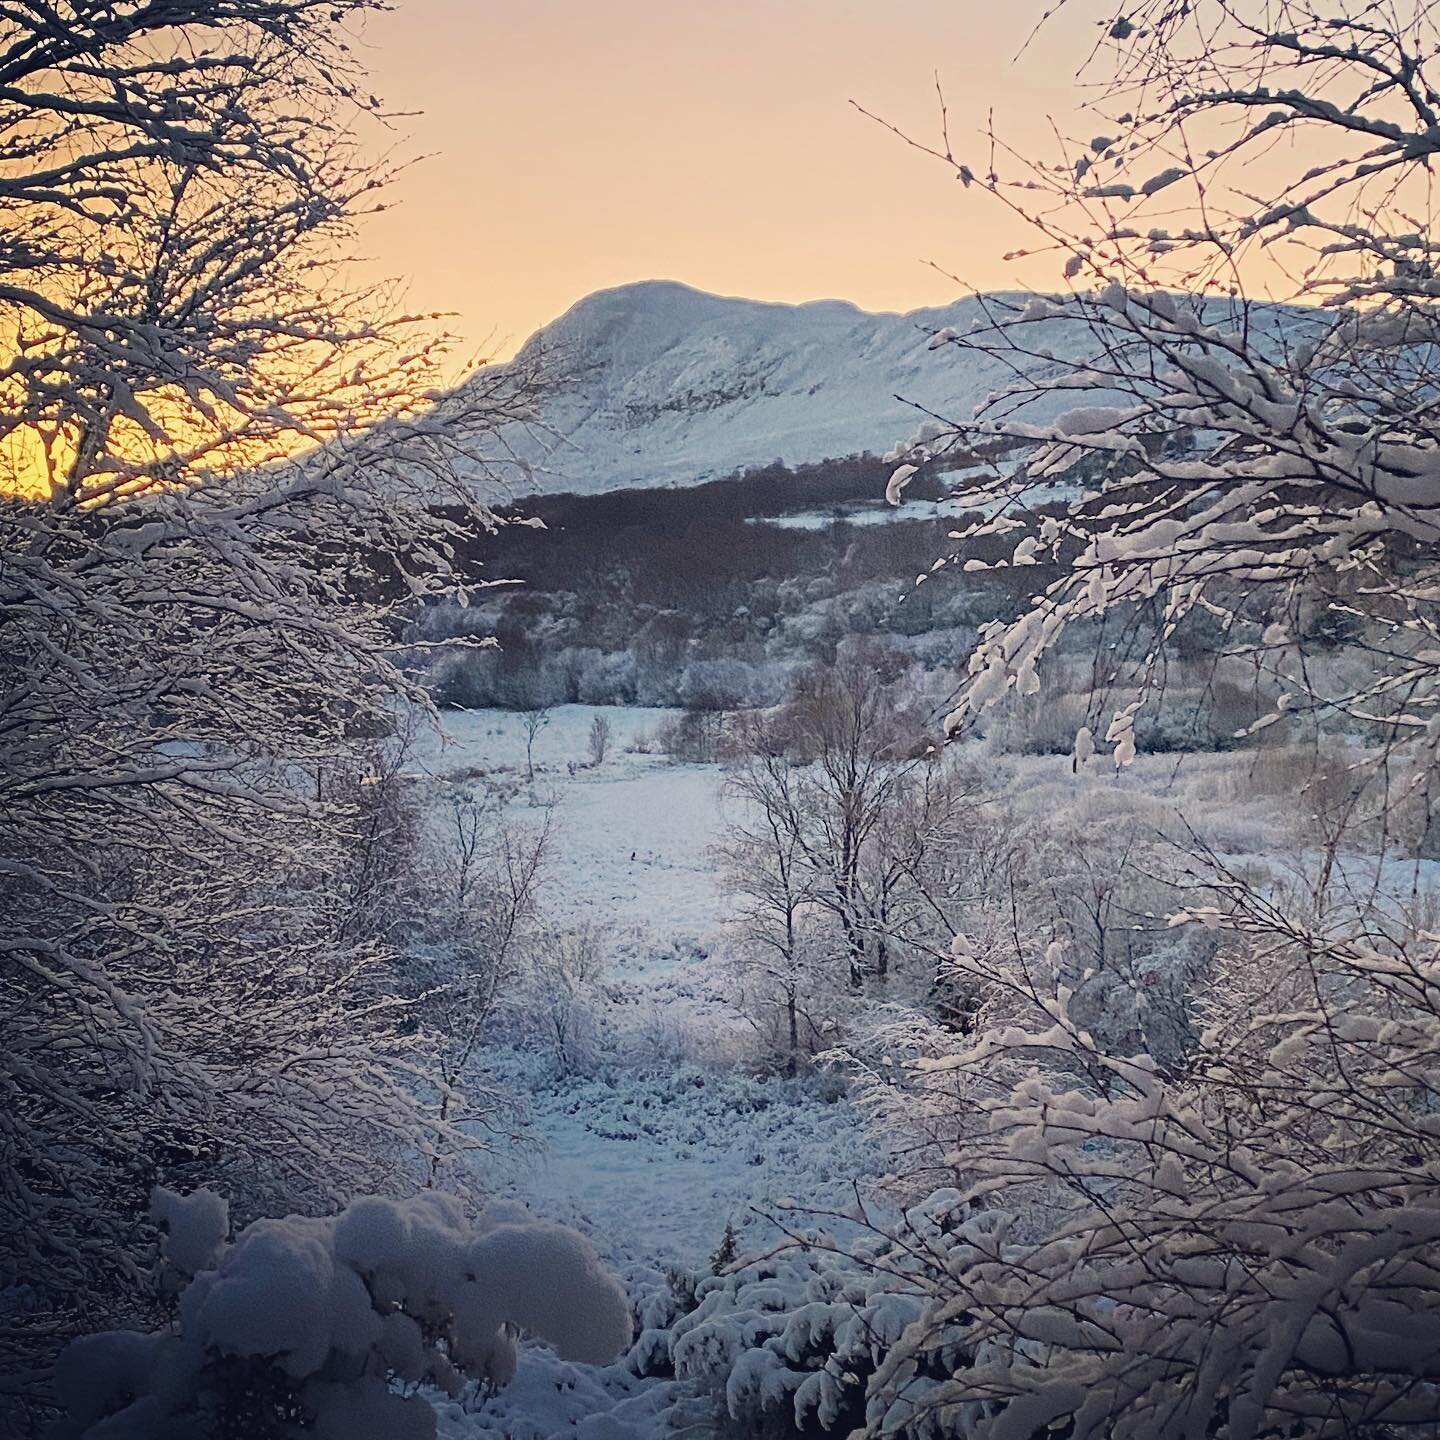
(482, 281, 1094, 495)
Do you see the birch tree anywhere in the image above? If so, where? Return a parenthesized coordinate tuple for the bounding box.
(884, 0, 1440, 791)
(860, 1, 1440, 1433)
(0, 0, 530, 1402)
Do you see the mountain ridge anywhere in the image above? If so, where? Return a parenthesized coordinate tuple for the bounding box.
(481, 280, 1046, 496)
(475, 278, 1310, 499)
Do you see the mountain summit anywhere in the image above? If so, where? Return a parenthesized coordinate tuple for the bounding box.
(481, 280, 1306, 498)
(488, 281, 1031, 495)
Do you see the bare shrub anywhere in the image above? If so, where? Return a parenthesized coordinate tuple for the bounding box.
(588, 712, 613, 767)
(652, 706, 729, 764)
(522, 925, 611, 1076)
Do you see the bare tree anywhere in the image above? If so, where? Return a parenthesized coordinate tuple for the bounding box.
(0, 0, 532, 1394)
(520, 704, 552, 782)
(0, 1, 534, 503)
(859, 753, 979, 981)
(715, 778, 826, 1072)
(523, 923, 609, 1076)
(725, 646, 924, 989)
(423, 791, 553, 1188)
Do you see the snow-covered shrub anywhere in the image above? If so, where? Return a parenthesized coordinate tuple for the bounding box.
(578, 649, 639, 706)
(587, 712, 613, 767)
(1133, 682, 1264, 753)
(984, 683, 1094, 756)
(652, 707, 730, 763)
(518, 924, 611, 1075)
(1225, 740, 1406, 859)
(984, 656, 1276, 758)
(51, 1189, 631, 1440)
(837, 806, 1218, 1203)
(846, 832, 1440, 1439)
(677, 657, 782, 710)
(431, 648, 505, 709)
(648, 1193, 983, 1438)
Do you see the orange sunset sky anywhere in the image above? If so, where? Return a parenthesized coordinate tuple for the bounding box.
(358, 1, 1102, 361)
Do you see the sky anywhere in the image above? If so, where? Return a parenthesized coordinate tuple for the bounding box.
(358, 1, 1100, 361)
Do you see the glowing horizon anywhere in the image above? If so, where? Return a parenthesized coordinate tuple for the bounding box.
(356, 1, 1104, 365)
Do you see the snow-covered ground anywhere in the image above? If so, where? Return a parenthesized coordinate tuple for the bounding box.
(745, 482, 1083, 532)
(412, 710, 1440, 1283)
(404, 706, 1440, 1440)
(487, 1052, 877, 1267)
(413, 705, 882, 1269)
(404, 707, 1438, 1439)
(415, 705, 728, 937)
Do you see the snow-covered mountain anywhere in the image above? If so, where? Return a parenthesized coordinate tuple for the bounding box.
(482, 280, 1085, 496)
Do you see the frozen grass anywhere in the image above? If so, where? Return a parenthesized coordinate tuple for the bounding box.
(415, 705, 884, 1271)
(485, 1050, 879, 1267)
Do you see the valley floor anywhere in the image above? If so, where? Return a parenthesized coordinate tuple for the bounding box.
(410, 704, 1440, 1439)
(411, 705, 881, 1269)
(408, 705, 888, 1437)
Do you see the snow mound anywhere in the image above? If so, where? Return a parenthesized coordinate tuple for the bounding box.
(52, 1190, 631, 1439)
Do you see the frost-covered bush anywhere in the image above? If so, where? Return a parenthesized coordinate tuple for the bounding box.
(637, 1192, 982, 1438)
(430, 648, 505, 710)
(848, 848, 1440, 1439)
(984, 657, 1276, 758)
(575, 649, 639, 706)
(51, 1190, 631, 1440)
(984, 685, 1094, 756)
(677, 657, 786, 710)
(518, 924, 611, 1075)
(652, 707, 730, 763)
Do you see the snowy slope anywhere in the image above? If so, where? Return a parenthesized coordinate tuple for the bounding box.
(480, 281, 1103, 496)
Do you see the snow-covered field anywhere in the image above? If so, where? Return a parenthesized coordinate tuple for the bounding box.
(413, 705, 882, 1268)
(412, 708, 1440, 1278)
(745, 482, 1083, 532)
(415, 705, 728, 937)
(405, 706, 1440, 1440)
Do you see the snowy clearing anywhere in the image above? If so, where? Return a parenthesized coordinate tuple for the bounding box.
(412, 705, 884, 1268)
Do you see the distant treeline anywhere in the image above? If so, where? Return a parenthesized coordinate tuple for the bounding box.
(418, 453, 1056, 712)
(449, 453, 960, 615)
(508, 452, 942, 530)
